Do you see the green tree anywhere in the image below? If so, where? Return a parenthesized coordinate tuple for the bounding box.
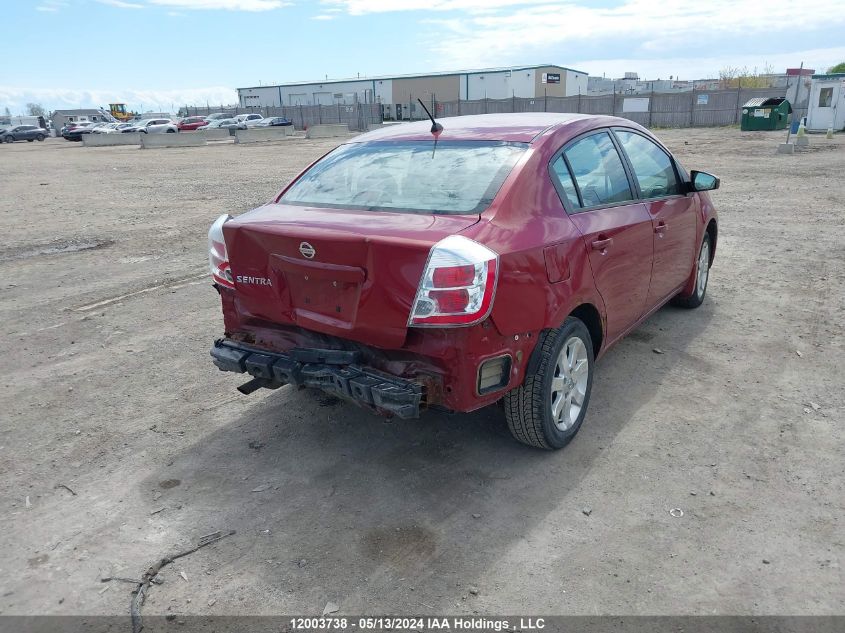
(828, 62, 845, 73)
(26, 103, 46, 117)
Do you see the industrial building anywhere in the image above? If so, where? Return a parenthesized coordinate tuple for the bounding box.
(237, 65, 587, 120)
(50, 109, 115, 131)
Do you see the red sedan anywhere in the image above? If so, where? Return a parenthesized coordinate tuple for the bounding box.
(208, 113, 719, 449)
(177, 116, 209, 131)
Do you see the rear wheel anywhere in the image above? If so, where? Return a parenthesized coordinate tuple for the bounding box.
(4, 136, 13, 143)
(27, 138, 34, 142)
(504, 317, 594, 449)
(166, 128, 176, 133)
(672, 233, 711, 309)
(36, 134, 45, 141)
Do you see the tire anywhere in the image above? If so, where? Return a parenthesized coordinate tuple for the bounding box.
(166, 128, 176, 133)
(4, 136, 14, 143)
(36, 134, 45, 141)
(27, 138, 34, 142)
(504, 317, 594, 449)
(672, 233, 711, 309)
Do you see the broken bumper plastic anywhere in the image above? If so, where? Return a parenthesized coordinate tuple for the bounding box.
(210, 339, 424, 419)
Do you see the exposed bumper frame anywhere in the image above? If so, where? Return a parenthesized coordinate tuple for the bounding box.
(210, 339, 425, 419)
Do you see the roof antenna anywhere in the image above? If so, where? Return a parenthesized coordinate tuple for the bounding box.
(417, 98, 443, 135)
(417, 98, 442, 158)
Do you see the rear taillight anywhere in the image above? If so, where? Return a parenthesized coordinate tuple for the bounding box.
(409, 235, 499, 327)
(209, 214, 234, 288)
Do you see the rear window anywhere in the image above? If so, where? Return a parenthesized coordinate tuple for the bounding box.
(280, 140, 527, 214)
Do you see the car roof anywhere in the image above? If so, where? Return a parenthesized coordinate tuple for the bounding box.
(353, 113, 625, 143)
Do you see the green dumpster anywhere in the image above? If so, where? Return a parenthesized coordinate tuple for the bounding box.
(740, 97, 792, 131)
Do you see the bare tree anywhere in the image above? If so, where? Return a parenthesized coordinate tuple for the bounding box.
(26, 103, 46, 117)
(719, 64, 775, 89)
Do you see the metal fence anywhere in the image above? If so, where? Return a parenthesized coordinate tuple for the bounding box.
(185, 87, 807, 131)
(434, 87, 807, 128)
(183, 103, 382, 131)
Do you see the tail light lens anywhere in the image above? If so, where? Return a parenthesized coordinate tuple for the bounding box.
(209, 214, 234, 288)
(409, 235, 499, 327)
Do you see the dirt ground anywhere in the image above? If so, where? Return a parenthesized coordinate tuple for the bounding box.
(1, 127, 843, 619)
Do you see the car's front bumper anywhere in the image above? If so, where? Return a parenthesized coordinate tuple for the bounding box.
(211, 338, 425, 419)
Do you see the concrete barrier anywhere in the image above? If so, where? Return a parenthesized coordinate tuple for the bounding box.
(82, 133, 141, 147)
(196, 128, 231, 140)
(140, 133, 206, 149)
(305, 124, 350, 139)
(234, 127, 293, 144)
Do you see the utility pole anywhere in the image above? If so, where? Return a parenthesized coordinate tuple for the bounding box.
(785, 61, 804, 144)
(648, 82, 654, 128)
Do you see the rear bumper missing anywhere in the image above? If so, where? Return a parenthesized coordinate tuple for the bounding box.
(210, 339, 424, 419)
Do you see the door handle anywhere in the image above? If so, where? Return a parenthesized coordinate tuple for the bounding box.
(591, 237, 613, 252)
(654, 221, 668, 235)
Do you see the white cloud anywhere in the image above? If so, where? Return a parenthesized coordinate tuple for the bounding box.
(0, 86, 239, 116)
(414, 0, 845, 74)
(148, 0, 289, 9)
(323, 0, 559, 14)
(96, 0, 145, 8)
(35, 0, 68, 11)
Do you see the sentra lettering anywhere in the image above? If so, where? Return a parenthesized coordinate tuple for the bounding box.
(235, 275, 272, 286)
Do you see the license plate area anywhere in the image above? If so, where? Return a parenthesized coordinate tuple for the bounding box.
(273, 255, 366, 327)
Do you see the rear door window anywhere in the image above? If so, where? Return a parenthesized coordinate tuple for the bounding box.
(563, 132, 634, 208)
(614, 130, 682, 198)
(550, 156, 581, 209)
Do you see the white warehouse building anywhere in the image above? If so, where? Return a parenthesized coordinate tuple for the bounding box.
(237, 65, 588, 119)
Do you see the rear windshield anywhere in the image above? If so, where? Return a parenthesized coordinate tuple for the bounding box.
(280, 140, 527, 214)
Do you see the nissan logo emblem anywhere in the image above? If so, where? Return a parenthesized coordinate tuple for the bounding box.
(299, 242, 316, 259)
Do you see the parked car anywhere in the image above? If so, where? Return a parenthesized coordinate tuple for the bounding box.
(122, 119, 178, 134)
(204, 113, 229, 121)
(205, 118, 238, 129)
(254, 117, 293, 127)
(62, 121, 99, 141)
(177, 116, 210, 131)
(91, 123, 123, 134)
(1, 125, 49, 143)
(208, 113, 719, 449)
(234, 113, 263, 129)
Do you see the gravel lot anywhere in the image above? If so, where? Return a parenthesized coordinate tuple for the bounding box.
(1, 128, 843, 618)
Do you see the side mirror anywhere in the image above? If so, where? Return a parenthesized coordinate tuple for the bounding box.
(689, 170, 720, 192)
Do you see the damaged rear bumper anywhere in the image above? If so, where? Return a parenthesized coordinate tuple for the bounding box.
(210, 339, 424, 419)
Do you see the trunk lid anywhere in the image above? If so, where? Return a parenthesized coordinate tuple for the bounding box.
(224, 203, 480, 349)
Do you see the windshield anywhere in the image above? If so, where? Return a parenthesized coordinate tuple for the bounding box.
(280, 140, 527, 214)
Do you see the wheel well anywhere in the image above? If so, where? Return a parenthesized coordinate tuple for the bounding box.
(706, 219, 717, 264)
(569, 303, 603, 357)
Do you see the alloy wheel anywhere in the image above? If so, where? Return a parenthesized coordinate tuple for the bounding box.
(696, 239, 710, 300)
(550, 336, 589, 431)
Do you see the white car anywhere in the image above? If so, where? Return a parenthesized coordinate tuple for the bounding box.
(92, 123, 124, 134)
(123, 118, 178, 134)
(234, 113, 263, 129)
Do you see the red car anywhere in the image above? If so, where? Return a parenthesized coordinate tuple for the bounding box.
(177, 116, 209, 131)
(209, 113, 719, 449)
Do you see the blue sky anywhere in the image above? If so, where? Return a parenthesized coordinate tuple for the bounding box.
(2, 0, 844, 113)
